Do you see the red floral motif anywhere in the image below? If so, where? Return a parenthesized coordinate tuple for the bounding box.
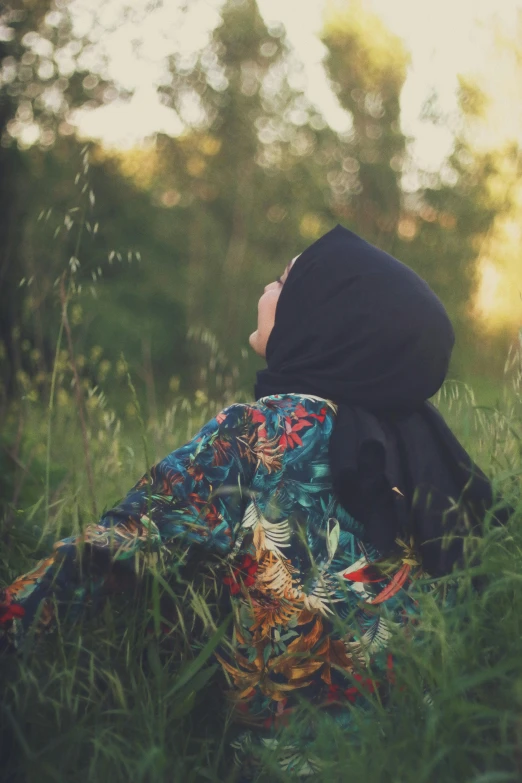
(368, 563, 411, 604)
(308, 406, 328, 423)
(327, 674, 377, 704)
(343, 564, 383, 583)
(223, 554, 259, 595)
(250, 409, 266, 424)
(326, 684, 342, 702)
(250, 408, 267, 439)
(279, 405, 315, 450)
(252, 403, 327, 449)
(139, 469, 183, 493)
(0, 601, 25, 625)
(344, 672, 377, 702)
(186, 463, 205, 483)
(212, 438, 232, 466)
(186, 493, 222, 529)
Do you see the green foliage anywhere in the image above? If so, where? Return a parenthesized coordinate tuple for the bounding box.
(1, 0, 521, 403)
(0, 358, 521, 782)
(0, 0, 118, 394)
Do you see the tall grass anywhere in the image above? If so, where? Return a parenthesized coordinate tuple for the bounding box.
(0, 339, 240, 782)
(0, 335, 521, 782)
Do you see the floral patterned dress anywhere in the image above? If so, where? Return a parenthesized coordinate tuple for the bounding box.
(0, 394, 427, 775)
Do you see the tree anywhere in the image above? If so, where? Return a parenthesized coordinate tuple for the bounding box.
(157, 0, 340, 366)
(395, 79, 520, 378)
(321, 0, 410, 243)
(0, 0, 116, 397)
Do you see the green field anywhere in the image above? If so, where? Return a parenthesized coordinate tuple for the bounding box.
(1, 362, 521, 783)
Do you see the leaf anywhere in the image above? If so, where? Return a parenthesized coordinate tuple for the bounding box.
(175, 663, 219, 698)
(315, 637, 354, 670)
(443, 659, 518, 696)
(169, 691, 196, 720)
(242, 501, 258, 529)
(368, 564, 411, 605)
(255, 552, 296, 596)
(269, 648, 324, 679)
(279, 630, 299, 642)
(361, 617, 393, 650)
(287, 616, 323, 652)
(215, 650, 258, 675)
(297, 608, 315, 624)
(326, 518, 340, 560)
(164, 615, 231, 699)
(292, 420, 313, 432)
(253, 523, 265, 551)
(244, 500, 292, 556)
(262, 518, 292, 543)
(285, 661, 324, 680)
(343, 566, 383, 583)
(146, 641, 163, 681)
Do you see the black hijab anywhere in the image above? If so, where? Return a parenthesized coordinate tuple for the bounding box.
(255, 225, 505, 576)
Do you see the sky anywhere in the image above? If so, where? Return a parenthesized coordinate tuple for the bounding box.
(72, 0, 522, 171)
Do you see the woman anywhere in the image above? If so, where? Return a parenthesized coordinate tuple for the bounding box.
(0, 225, 504, 776)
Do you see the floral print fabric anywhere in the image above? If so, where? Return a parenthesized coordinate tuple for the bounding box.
(0, 394, 428, 758)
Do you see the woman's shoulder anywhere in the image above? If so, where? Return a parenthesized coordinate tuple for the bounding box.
(212, 395, 336, 436)
(253, 393, 337, 416)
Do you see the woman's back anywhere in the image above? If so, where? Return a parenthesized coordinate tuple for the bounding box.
(205, 394, 419, 730)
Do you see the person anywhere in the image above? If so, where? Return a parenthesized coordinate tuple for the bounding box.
(0, 225, 506, 777)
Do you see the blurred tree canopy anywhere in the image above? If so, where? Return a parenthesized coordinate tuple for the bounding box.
(322, 0, 409, 240)
(0, 0, 520, 413)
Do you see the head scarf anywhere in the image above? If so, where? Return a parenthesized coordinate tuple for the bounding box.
(255, 225, 506, 576)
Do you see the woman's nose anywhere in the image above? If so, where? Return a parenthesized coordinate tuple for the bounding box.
(264, 281, 277, 293)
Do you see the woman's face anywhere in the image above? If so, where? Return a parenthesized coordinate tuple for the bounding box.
(249, 257, 297, 358)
